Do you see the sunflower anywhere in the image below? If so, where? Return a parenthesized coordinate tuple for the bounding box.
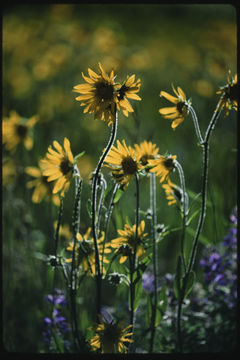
(89, 316, 133, 353)
(2, 110, 38, 152)
(159, 85, 189, 129)
(116, 74, 141, 117)
(216, 71, 238, 116)
(162, 178, 182, 206)
(110, 220, 147, 264)
(40, 138, 74, 196)
(65, 228, 111, 275)
(73, 62, 119, 126)
(104, 139, 143, 190)
(26, 162, 60, 206)
(134, 140, 159, 167)
(149, 155, 177, 183)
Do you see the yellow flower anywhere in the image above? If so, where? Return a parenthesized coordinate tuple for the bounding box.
(104, 139, 143, 190)
(40, 138, 74, 196)
(149, 155, 177, 183)
(2, 110, 38, 152)
(73, 63, 141, 125)
(116, 74, 141, 117)
(89, 316, 133, 353)
(73, 62, 119, 126)
(53, 221, 73, 241)
(216, 71, 237, 116)
(162, 178, 181, 206)
(159, 85, 189, 129)
(134, 140, 159, 166)
(26, 162, 60, 206)
(2, 157, 17, 186)
(65, 229, 111, 275)
(110, 220, 147, 264)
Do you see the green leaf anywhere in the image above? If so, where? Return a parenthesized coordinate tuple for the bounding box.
(158, 283, 168, 314)
(173, 255, 183, 301)
(134, 279, 143, 311)
(183, 270, 195, 299)
(187, 209, 201, 226)
(102, 183, 113, 204)
(86, 199, 92, 218)
(155, 307, 162, 327)
(147, 293, 152, 324)
(186, 226, 211, 245)
(74, 151, 85, 164)
(113, 188, 124, 204)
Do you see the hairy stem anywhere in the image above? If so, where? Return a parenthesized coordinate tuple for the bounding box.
(91, 109, 118, 320)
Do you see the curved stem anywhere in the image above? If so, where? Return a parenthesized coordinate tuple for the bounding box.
(91, 109, 118, 320)
(149, 172, 158, 353)
(188, 105, 204, 145)
(174, 160, 187, 274)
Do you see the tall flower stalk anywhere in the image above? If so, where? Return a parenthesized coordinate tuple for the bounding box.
(149, 172, 157, 353)
(91, 108, 118, 320)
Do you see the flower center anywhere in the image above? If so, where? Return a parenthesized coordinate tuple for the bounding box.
(176, 102, 186, 115)
(140, 154, 154, 166)
(16, 124, 28, 138)
(95, 81, 114, 102)
(117, 84, 128, 101)
(121, 156, 137, 175)
(163, 157, 174, 170)
(229, 83, 237, 102)
(60, 159, 73, 175)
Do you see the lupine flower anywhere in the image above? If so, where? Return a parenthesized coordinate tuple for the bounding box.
(65, 228, 111, 275)
(25, 162, 60, 206)
(104, 139, 143, 190)
(142, 272, 155, 293)
(110, 220, 148, 263)
(216, 71, 237, 116)
(134, 141, 159, 167)
(89, 315, 133, 353)
(2, 110, 38, 152)
(40, 138, 75, 196)
(159, 85, 189, 129)
(149, 155, 177, 183)
(42, 289, 70, 351)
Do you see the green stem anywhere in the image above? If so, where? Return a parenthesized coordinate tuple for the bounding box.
(149, 172, 157, 353)
(188, 105, 204, 145)
(129, 173, 140, 353)
(174, 160, 188, 274)
(91, 108, 118, 320)
(176, 105, 222, 352)
(54, 196, 64, 257)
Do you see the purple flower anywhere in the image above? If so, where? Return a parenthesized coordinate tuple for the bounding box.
(142, 272, 155, 293)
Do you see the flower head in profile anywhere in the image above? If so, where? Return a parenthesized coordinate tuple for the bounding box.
(162, 178, 181, 206)
(104, 139, 143, 190)
(89, 315, 133, 353)
(110, 220, 148, 263)
(26, 162, 60, 206)
(65, 228, 111, 275)
(149, 155, 177, 183)
(159, 85, 190, 129)
(40, 138, 75, 197)
(2, 110, 38, 152)
(134, 141, 159, 167)
(216, 71, 238, 116)
(2, 157, 17, 186)
(116, 74, 141, 117)
(73, 62, 119, 126)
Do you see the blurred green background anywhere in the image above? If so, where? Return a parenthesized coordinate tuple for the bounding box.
(2, 4, 237, 352)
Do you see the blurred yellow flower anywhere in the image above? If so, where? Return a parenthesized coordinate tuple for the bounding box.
(2, 110, 38, 152)
(134, 141, 159, 166)
(116, 74, 141, 117)
(159, 85, 189, 129)
(40, 138, 74, 196)
(53, 221, 73, 241)
(149, 155, 177, 183)
(162, 178, 181, 206)
(73, 62, 119, 126)
(110, 220, 147, 264)
(2, 157, 17, 186)
(25, 163, 60, 206)
(104, 140, 143, 190)
(90, 316, 133, 353)
(216, 71, 237, 116)
(65, 228, 111, 275)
